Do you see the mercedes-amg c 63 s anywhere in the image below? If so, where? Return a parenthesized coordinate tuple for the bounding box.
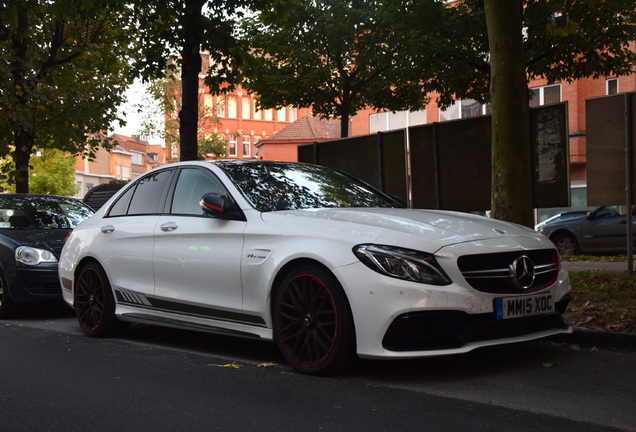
(59, 160, 572, 375)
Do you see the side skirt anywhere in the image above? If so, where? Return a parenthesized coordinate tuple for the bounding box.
(120, 312, 263, 339)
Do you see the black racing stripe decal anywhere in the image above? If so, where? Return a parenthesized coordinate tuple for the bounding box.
(114, 288, 266, 327)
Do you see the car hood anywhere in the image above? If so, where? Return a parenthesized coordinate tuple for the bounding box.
(261, 208, 542, 251)
(0, 229, 71, 255)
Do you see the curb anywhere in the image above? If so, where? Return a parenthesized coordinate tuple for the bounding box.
(548, 328, 636, 351)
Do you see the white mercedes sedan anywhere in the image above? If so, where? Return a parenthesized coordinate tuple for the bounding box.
(59, 160, 572, 375)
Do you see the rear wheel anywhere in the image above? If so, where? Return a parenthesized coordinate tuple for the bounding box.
(0, 270, 18, 319)
(552, 233, 580, 255)
(273, 265, 355, 375)
(74, 262, 127, 337)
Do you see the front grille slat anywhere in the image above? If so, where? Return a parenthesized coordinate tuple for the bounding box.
(458, 249, 559, 294)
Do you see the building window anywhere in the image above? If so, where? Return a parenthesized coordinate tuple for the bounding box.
(132, 152, 143, 166)
(253, 105, 262, 120)
(122, 166, 131, 180)
(370, 109, 427, 133)
(529, 84, 561, 107)
(204, 94, 213, 110)
(439, 100, 490, 122)
(264, 109, 273, 121)
(288, 108, 297, 123)
(607, 78, 618, 95)
(277, 108, 286, 122)
(215, 98, 225, 117)
(228, 138, 237, 157)
(242, 97, 251, 119)
(227, 96, 237, 118)
(242, 136, 251, 158)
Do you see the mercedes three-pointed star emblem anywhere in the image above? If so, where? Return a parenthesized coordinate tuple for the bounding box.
(512, 255, 536, 290)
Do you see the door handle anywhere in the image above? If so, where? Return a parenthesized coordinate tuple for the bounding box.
(160, 221, 178, 232)
(100, 225, 115, 233)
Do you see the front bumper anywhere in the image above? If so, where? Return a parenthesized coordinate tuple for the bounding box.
(334, 253, 572, 360)
(9, 263, 63, 303)
(382, 295, 570, 351)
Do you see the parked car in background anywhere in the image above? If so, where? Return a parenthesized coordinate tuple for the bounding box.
(537, 205, 636, 255)
(534, 210, 588, 231)
(60, 160, 572, 375)
(0, 194, 94, 318)
(82, 182, 128, 211)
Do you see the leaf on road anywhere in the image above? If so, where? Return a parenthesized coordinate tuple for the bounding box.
(208, 363, 243, 369)
(542, 362, 556, 368)
(257, 362, 278, 368)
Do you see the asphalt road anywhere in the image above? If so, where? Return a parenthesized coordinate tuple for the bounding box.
(1, 303, 635, 432)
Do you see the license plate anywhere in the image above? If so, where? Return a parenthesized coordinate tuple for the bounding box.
(495, 293, 554, 320)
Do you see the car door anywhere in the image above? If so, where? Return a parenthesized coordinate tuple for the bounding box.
(98, 169, 174, 306)
(152, 167, 247, 322)
(579, 206, 636, 253)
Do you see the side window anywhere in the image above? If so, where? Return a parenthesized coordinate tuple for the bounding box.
(108, 185, 135, 217)
(128, 170, 174, 215)
(108, 169, 173, 217)
(171, 168, 225, 215)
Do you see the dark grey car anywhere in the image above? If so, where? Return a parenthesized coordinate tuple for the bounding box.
(537, 205, 635, 255)
(0, 194, 94, 317)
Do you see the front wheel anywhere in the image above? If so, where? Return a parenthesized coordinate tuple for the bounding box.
(273, 265, 355, 375)
(74, 262, 127, 337)
(552, 232, 580, 255)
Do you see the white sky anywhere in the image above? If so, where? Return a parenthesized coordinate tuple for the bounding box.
(111, 80, 164, 145)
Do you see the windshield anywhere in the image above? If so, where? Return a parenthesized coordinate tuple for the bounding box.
(216, 161, 401, 212)
(0, 195, 94, 230)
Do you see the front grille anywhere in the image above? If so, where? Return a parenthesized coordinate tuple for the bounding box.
(458, 249, 559, 294)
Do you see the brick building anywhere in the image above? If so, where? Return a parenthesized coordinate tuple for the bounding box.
(255, 114, 341, 161)
(197, 52, 312, 161)
(73, 134, 167, 199)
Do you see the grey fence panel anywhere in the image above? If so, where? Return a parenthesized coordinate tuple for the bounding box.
(587, 92, 636, 206)
(299, 103, 569, 211)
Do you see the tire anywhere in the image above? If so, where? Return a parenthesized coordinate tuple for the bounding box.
(74, 262, 128, 337)
(0, 270, 18, 319)
(273, 265, 355, 375)
(552, 232, 580, 255)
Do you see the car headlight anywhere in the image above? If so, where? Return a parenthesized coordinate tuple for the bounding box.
(15, 246, 58, 265)
(353, 244, 451, 285)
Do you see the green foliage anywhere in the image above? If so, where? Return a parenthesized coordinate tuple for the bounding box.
(0, 149, 79, 196)
(240, 0, 445, 136)
(0, 0, 140, 192)
(29, 149, 80, 196)
(420, 0, 636, 107)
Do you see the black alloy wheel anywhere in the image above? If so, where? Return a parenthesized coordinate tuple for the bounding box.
(75, 262, 127, 337)
(273, 265, 355, 375)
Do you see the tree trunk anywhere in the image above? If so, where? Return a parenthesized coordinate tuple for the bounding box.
(13, 130, 33, 193)
(484, 0, 533, 227)
(179, 0, 205, 161)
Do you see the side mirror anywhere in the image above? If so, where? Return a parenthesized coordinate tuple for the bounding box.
(200, 193, 245, 221)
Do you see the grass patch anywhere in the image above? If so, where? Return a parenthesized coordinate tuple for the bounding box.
(561, 254, 629, 263)
(566, 270, 636, 333)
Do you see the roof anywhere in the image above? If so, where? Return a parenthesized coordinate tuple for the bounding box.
(256, 115, 341, 146)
